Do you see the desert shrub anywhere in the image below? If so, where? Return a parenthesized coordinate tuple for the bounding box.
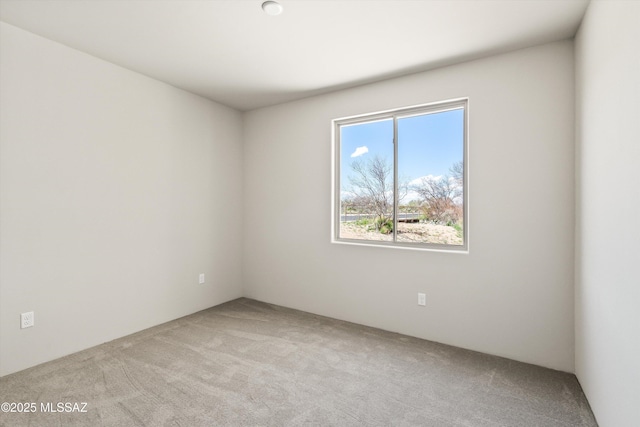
(450, 222, 463, 238)
(375, 217, 393, 234)
(355, 218, 372, 226)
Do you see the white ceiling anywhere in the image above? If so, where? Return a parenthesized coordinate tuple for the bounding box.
(0, 0, 589, 111)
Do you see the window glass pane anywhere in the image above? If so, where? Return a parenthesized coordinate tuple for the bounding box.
(397, 108, 464, 245)
(339, 118, 394, 241)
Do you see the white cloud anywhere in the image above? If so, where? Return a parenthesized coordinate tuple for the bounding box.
(350, 146, 369, 158)
(403, 190, 421, 202)
(340, 190, 355, 199)
(408, 175, 442, 186)
(405, 175, 463, 203)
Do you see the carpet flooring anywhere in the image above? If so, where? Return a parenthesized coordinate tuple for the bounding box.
(0, 298, 597, 426)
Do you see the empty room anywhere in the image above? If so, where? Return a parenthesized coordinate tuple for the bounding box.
(0, 0, 638, 426)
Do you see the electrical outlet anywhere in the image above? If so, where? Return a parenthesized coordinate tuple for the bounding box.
(21, 311, 34, 329)
(418, 293, 426, 306)
(199, 273, 205, 284)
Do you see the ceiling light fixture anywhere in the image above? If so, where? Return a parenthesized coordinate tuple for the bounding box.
(262, 1, 283, 16)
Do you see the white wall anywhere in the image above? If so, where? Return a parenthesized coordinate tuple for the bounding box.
(0, 22, 244, 376)
(243, 41, 575, 372)
(575, 1, 640, 426)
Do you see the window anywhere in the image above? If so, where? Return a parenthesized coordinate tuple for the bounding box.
(332, 99, 468, 251)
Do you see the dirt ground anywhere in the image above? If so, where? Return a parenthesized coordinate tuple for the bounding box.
(340, 222, 463, 245)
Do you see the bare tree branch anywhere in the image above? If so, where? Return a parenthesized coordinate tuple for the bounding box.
(348, 156, 394, 229)
(450, 161, 464, 187)
(411, 166, 463, 224)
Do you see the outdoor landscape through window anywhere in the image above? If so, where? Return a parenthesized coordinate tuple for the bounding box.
(335, 100, 467, 249)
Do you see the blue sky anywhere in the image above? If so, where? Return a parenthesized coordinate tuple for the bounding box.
(340, 108, 464, 195)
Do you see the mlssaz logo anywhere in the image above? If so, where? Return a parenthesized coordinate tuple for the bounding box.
(40, 402, 88, 413)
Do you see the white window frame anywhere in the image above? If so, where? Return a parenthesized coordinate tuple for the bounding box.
(331, 98, 469, 253)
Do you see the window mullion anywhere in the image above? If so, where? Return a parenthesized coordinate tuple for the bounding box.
(393, 116, 399, 243)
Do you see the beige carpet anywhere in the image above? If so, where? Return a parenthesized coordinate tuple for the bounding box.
(0, 298, 597, 426)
